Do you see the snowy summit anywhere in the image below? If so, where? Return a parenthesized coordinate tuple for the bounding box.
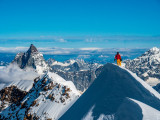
(60, 63, 160, 120)
(12, 44, 49, 74)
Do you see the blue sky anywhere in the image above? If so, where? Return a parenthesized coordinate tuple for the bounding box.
(0, 0, 160, 48)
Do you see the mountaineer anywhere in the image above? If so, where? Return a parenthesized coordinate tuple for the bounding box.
(114, 52, 122, 66)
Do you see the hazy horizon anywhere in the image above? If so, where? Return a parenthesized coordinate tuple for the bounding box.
(0, 0, 160, 49)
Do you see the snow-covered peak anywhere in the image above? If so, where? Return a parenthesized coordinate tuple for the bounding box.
(143, 47, 160, 56)
(60, 63, 160, 120)
(12, 44, 49, 74)
(124, 47, 160, 86)
(148, 47, 160, 53)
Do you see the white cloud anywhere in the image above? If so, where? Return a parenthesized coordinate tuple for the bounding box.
(85, 38, 95, 43)
(0, 64, 38, 83)
(0, 47, 28, 53)
(80, 48, 102, 51)
(57, 38, 67, 43)
(0, 46, 148, 55)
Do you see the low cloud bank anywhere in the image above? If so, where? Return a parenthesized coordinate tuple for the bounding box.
(0, 47, 147, 55)
(0, 64, 38, 84)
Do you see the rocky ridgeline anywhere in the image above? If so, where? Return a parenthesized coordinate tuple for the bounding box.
(0, 73, 79, 120)
(0, 86, 27, 111)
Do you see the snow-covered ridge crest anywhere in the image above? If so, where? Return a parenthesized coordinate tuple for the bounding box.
(119, 64, 160, 100)
(47, 72, 80, 95)
(0, 71, 80, 120)
(60, 63, 160, 120)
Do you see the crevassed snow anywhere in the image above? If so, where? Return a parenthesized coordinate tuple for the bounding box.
(130, 98, 160, 120)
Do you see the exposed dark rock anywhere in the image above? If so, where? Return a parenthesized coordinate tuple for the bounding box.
(0, 85, 27, 104)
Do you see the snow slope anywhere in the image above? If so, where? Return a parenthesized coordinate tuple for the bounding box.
(130, 98, 160, 120)
(0, 72, 80, 120)
(60, 63, 160, 120)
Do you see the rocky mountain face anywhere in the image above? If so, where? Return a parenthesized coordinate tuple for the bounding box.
(12, 44, 49, 74)
(48, 59, 102, 92)
(12, 44, 102, 92)
(124, 47, 160, 86)
(60, 63, 160, 120)
(0, 72, 80, 120)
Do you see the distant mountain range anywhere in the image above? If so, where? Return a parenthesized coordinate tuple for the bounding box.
(11, 45, 160, 91)
(124, 47, 160, 86)
(12, 44, 102, 91)
(0, 44, 160, 120)
(48, 59, 102, 91)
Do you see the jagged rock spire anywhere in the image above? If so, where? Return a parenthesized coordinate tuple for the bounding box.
(12, 44, 49, 73)
(27, 44, 38, 54)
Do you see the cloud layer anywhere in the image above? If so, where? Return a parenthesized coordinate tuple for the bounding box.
(0, 64, 38, 84)
(0, 46, 149, 55)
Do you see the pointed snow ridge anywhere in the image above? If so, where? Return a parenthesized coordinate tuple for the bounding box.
(60, 63, 160, 120)
(27, 44, 38, 53)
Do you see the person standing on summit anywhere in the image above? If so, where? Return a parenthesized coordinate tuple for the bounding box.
(114, 52, 122, 66)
